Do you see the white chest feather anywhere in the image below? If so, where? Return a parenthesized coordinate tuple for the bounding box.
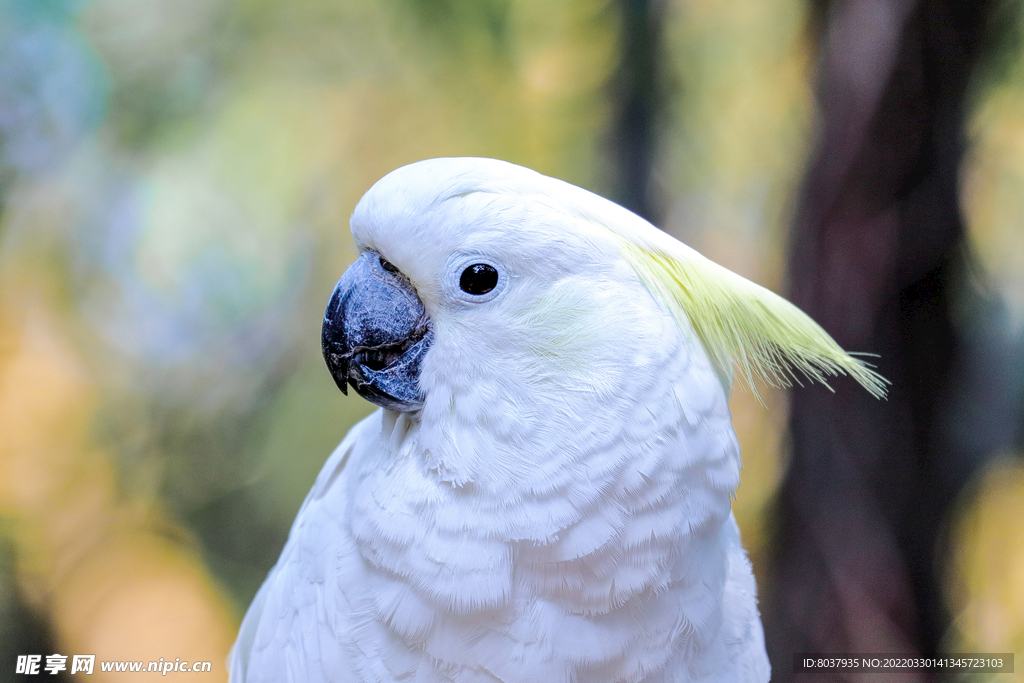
(233, 312, 769, 683)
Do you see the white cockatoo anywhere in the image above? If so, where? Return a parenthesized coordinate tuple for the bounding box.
(230, 157, 885, 683)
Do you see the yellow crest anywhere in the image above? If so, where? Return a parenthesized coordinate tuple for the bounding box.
(617, 238, 888, 401)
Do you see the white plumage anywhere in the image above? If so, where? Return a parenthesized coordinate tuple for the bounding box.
(231, 157, 883, 682)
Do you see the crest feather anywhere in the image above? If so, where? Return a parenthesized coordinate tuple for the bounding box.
(618, 240, 888, 401)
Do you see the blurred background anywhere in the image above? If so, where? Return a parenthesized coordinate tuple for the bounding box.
(0, 0, 1022, 680)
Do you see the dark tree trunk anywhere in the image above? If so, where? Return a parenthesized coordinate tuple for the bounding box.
(608, 0, 666, 224)
(763, 2, 1007, 681)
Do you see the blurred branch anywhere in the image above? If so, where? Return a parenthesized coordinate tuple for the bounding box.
(607, 0, 666, 223)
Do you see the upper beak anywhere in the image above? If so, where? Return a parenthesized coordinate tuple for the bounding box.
(321, 251, 433, 412)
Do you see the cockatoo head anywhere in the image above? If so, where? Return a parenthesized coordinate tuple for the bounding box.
(323, 157, 672, 414)
(322, 157, 886, 417)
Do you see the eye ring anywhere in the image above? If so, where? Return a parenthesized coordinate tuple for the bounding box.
(445, 254, 506, 304)
(459, 263, 498, 295)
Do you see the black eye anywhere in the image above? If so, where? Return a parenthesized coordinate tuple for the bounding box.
(379, 256, 399, 274)
(459, 263, 498, 295)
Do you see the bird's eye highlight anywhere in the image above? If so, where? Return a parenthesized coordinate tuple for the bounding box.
(459, 264, 498, 295)
(379, 256, 400, 274)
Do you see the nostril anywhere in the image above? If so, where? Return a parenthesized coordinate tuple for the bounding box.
(354, 348, 404, 372)
(362, 351, 388, 371)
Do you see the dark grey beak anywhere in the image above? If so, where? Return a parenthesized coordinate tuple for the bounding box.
(321, 251, 433, 412)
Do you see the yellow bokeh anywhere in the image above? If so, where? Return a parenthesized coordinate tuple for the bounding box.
(946, 457, 1024, 682)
